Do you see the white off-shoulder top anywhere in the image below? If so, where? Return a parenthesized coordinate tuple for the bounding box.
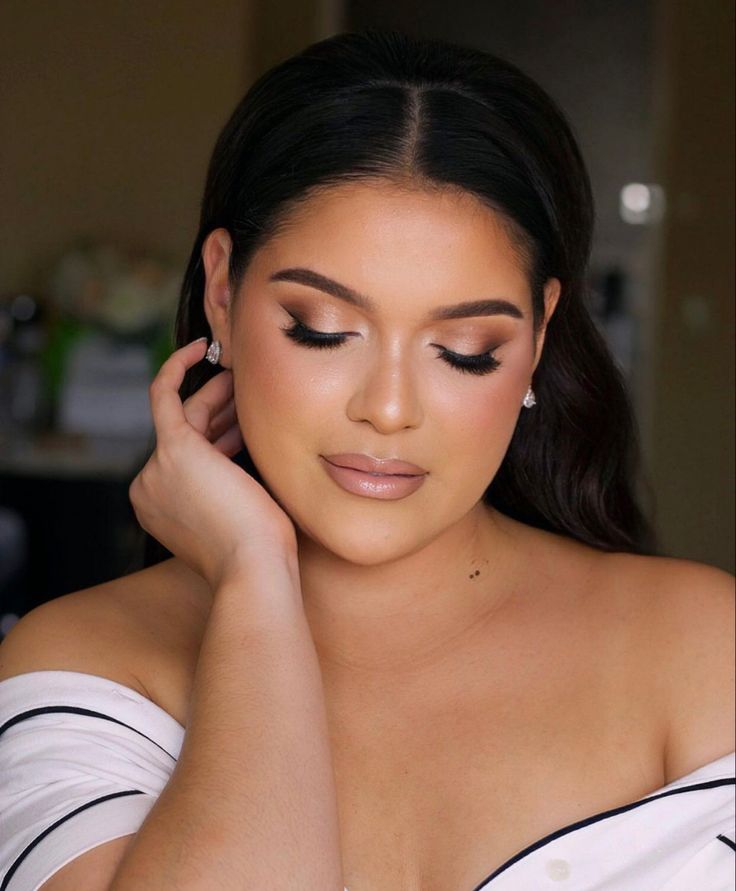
(0, 671, 733, 890)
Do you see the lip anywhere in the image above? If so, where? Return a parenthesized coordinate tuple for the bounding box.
(322, 453, 428, 475)
(319, 455, 427, 500)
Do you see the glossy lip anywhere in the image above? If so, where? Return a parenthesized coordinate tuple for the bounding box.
(322, 453, 428, 475)
(319, 456, 427, 500)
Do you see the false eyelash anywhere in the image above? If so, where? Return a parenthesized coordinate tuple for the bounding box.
(280, 317, 502, 376)
(280, 317, 346, 349)
(434, 346, 502, 376)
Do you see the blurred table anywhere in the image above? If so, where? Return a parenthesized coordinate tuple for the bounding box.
(0, 429, 153, 617)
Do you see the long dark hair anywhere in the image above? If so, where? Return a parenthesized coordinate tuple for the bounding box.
(140, 28, 657, 569)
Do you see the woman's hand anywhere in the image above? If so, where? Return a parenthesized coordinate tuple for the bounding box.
(129, 339, 298, 589)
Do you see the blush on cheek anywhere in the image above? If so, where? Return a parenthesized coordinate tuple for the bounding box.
(436, 375, 520, 430)
(235, 336, 329, 452)
(430, 380, 524, 482)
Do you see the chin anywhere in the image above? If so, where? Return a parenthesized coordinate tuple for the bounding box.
(294, 516, 429, 567)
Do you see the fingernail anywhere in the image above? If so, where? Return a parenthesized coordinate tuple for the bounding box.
(193, 337, 208, 344)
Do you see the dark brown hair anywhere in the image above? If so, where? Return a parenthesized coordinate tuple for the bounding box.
(140, 28, 657, 568)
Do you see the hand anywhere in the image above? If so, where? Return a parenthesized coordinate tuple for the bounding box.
(129, 339, 298, 589)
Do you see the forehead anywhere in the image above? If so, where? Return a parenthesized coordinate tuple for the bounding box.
(247, 179, 533, 311)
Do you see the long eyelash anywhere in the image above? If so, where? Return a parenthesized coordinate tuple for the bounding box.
(281, 317, 502, 376)
(280, 318, 348, 349)
(436, 348, 502, 376)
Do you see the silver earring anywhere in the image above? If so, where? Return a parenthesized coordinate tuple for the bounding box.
(522, 385, 536, 408)
(205, 339, 222, 365)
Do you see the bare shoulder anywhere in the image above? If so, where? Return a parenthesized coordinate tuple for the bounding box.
(599, 550, 735, 781)
(0, 558, 211, 719)
(0, 560, 211, 891)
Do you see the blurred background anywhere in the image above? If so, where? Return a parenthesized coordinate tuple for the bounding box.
(0, 0, 733, 633)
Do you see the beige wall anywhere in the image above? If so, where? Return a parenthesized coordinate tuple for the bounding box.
(249, 0, 343, 74)
(649, 0, 735, 571)
(0, 0, 254, 292)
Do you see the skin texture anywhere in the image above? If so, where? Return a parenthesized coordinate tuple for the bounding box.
(201, 178, 561, 674)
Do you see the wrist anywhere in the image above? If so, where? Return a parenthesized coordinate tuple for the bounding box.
(208, 528, 296, 584)
(213, 545, 304, 618)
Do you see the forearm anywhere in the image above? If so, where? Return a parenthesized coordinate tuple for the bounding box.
(110, 554, 344, 890)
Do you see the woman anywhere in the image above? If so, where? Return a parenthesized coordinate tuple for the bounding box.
(0, 28, 733, 891)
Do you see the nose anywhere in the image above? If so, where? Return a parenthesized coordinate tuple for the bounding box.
(345, 342, 424, 433)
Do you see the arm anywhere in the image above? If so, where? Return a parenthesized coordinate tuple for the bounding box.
(108, 552, 344, 891)
(18, 340, 344, 890)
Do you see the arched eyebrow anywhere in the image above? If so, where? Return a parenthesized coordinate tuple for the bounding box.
(269, 267, 525, 321)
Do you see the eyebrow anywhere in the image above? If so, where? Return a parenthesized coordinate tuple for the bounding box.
(268, 267, 524, 321)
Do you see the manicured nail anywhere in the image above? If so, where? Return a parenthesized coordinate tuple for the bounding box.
(193, 337, 208, 344)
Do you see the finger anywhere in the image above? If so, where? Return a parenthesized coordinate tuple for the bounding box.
(150, 339, 209, 436)
(206, 397, 238, 441)
(212, 423, 245, 457)
(183, 370, 234, 434)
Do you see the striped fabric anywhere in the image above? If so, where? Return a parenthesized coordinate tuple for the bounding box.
(0, 671, 733, 890)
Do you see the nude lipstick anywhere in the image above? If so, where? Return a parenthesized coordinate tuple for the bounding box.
(320, 453, 428, 500)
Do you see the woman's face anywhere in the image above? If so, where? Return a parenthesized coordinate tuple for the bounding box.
(204, 180, 559, 565)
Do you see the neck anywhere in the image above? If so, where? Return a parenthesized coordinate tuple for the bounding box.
(296, 502, 523, 680)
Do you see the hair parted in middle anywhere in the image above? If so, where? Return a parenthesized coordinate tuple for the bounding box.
(140, 28, 656, 569)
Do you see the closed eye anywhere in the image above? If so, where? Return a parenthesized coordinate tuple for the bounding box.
(279, 315, 502, 377)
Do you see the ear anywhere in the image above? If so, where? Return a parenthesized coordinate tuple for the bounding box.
(532, 277, 561, 373)
(202, 228, 234, 368)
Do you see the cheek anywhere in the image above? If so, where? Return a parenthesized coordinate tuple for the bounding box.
(232, 332, 331, 465)
(230, 332, 274, 446)
(430, 354, 530, 467)
(427, 392, 515, 509)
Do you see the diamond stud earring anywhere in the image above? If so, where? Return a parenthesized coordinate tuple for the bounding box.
(205, 339, 222, 365)
(522, 386, 536, 408)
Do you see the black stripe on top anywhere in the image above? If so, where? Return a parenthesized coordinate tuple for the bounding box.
(470, 776, 736, 890)
(0, 706, 176, 760)
(0, 789, 144, 891)
(718, 833, 736, 851)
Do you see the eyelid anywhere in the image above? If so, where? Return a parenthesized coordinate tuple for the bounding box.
(287, 309, 505, 354)
(290, 323, 502, 364)
(285, 307, 502, 345)
(282, 307, 356, 337)
(280, 315, 503, 375)
(431, 342, 501, 360)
